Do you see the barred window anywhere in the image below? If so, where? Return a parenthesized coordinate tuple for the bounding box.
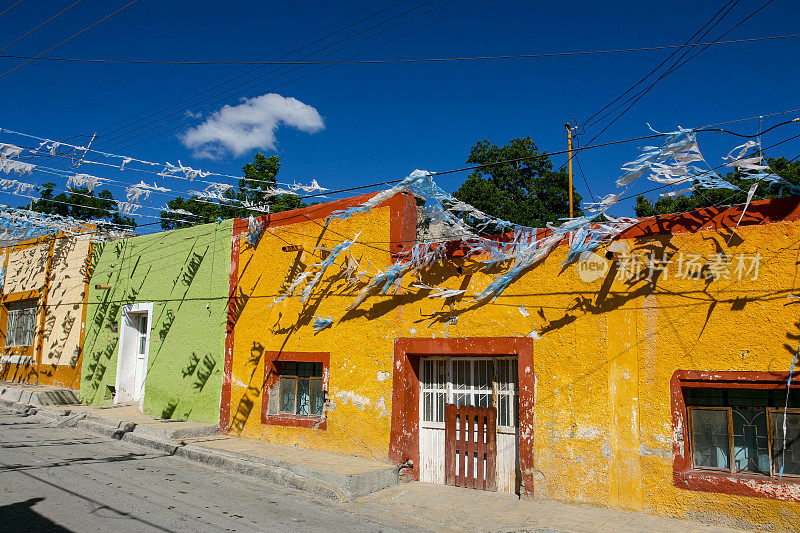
(686, 387, 800, 478)
(6, 299, 37, 347)
(278, 362, 324, 417)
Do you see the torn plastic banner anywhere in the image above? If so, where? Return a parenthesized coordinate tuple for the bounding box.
(68, 173, 105, 191)
(0, 160, 34, 175)
(312, 316, 333, 332)
(126, 180, 170, 203)
(0, 179, 34, 196)
(245, 215, 263, 247)
(300, 233, 361, 303)
(189, 183, 233, 202)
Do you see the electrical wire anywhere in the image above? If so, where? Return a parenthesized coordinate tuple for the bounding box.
(0, 0, 26, 19)
(0, 33, 796, 65)
(582, 0, 740, 130)
(0, 0, 140, 81)
(0, 0, 84, 55)
(583, 0, 776, 144)
(94, 0, 470, 152)
(95, 0, 414, 137)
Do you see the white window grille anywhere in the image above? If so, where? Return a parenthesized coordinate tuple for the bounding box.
(420, 357, 518, 428)
(6, 299, 37, 347)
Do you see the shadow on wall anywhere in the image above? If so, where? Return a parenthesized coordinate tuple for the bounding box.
(81, 233, 223, 422)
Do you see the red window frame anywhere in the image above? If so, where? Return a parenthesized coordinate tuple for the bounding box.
(261, 351, 329, 430)
(671, 370, 800, 502)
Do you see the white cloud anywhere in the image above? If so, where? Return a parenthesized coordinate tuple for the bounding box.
(181, 93, 324, 158)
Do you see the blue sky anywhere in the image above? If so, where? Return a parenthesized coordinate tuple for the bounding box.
(0, 0, 798, 230)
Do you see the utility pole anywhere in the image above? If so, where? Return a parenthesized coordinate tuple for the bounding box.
(565, 123, 574, 219)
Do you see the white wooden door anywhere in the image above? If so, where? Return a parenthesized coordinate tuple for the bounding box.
(115, 303, 152, 407)
(419, 358, 447, 484)
(133, 314, 149, 402)
(418, 357, 519, 493)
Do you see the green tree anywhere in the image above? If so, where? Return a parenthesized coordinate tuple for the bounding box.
(160, 153, 306, 229)
(29, 183, 136, 228)
(634, 157, 800, 217)
(452, 137, 582, 229)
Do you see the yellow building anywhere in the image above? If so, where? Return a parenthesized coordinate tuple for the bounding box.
(222, 192, 800, 529)
(0, 232, 93, 389)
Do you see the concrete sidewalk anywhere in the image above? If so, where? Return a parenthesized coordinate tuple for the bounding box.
(0, 382, 753, 532)
(352, 482, 750, 533)
(0, 382, 398, 502)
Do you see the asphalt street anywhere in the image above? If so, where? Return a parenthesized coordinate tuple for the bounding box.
(0, 408, 419, 532)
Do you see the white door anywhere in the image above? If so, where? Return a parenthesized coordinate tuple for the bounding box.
(115, 303, 152, 407)
(418, 357, 519, 493)
(133, 314, 149, 402)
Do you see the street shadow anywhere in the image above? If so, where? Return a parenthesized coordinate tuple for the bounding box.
(0, 498, 70, 532)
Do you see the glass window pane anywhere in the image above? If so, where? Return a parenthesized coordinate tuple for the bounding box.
(691, 408, 730, 470)
(436, 392, 445, 422)
(423, 392, 432, 421)
(297, 377, 310, 415)
(279, 376, 296, 413)
(732, 409, 770, 475)
(772, 410, 800, 477)
(6, 300, 37, 347)
(310, 378, 324, 416)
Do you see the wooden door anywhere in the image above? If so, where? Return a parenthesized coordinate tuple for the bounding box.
(445, 404, 497, 490)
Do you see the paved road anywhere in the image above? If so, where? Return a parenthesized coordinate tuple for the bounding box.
(0, 408, 418, 532)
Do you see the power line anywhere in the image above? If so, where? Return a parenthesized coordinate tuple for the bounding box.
(0, 33, 796, 65)
(584, 0, 776, 143)
(0, 0, 26, 19)
(0, 0, 84, 55)
(95, 0, 418, 138)
(582, 0, 740, 131)
(94, 0, 471, 152)
(0, 0, 140, 81)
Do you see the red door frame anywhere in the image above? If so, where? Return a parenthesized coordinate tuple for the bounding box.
(389, 337, 535, 497)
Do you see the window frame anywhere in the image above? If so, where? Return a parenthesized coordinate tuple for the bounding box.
(672, 370, 800, 503)
(4, 297, 38, 348)
(276, 362, 324, 417)
(260, 351, 329, 430)
(687, 406, 733, 473)
(767, 407, 800, 480)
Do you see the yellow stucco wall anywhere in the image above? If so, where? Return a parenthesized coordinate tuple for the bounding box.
(229, 205, 800, 530)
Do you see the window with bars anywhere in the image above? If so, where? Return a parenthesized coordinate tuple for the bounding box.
(685, 387, 800, 478)
(278, 362, 325, 417)
(421, 357, 518, 429)
(5, 299, 37, 347)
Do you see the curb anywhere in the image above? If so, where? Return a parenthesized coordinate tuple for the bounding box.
(1, 399, 396, 502)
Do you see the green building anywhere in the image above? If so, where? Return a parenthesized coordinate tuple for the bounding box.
(79, 220, 232, 425)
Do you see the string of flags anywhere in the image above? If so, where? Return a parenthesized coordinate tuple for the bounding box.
(272, 124, 797, 319)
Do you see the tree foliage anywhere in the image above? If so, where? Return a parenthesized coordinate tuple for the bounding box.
(452, 136, 582, 229)
(29, 182, 137, 228)
(634, 157, 800, 217)
(160, 153, 305, 229)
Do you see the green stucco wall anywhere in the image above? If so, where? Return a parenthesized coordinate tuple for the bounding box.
(79, 220, 233, 424)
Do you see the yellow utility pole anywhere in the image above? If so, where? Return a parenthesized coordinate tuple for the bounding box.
(565, 123, 574, 219)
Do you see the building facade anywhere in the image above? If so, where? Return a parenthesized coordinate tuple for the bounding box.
(221, 193, 800, 529)
(0, 233, 93, 388)
(79, 220, 232, 424)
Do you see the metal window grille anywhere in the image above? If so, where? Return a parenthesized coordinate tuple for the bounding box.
(278, 362, 324, 417)
(686, 388, 800, 479)
(420, 357, 518, 428)
(6, 302, 36, 347)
